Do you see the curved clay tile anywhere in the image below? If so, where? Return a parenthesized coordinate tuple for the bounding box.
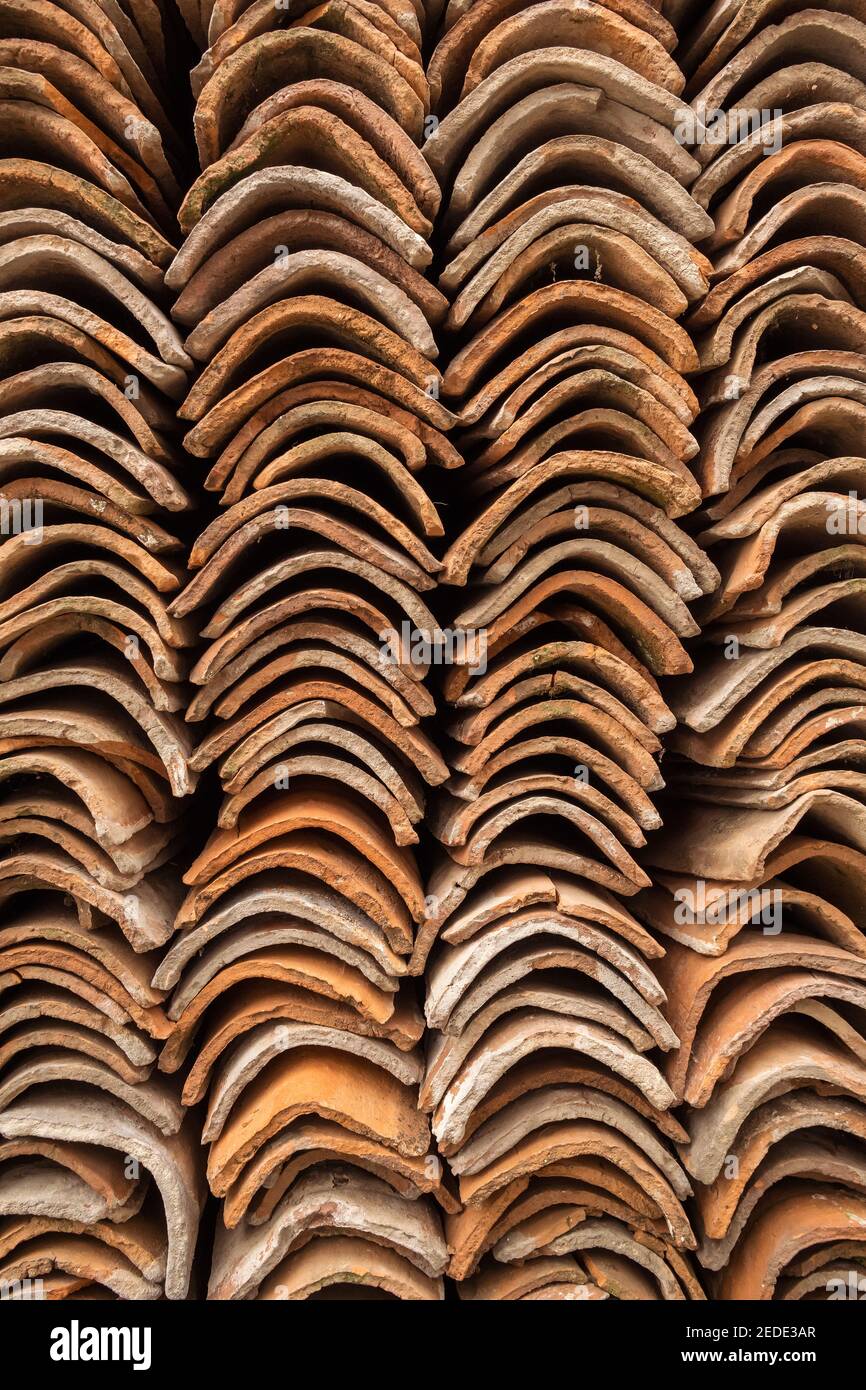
(443, 189, 709, 315)
(443, 465, 700, 595)
(180, 523, 436, 616)
(423, 48, 689, 188)
(706, 141, 866, 255)
(0, 748, 155, 846)
(459, 1, 682, 100)
(468, 372, 698, 468)
(222, 1117, 455, 1230)
(157, 878, 410, 996)
(285, 3, 428, 108)
(0, 39, 177, 201)
(0, 0, 174, 139)
(0, 1045, 183, 1136)
(454, 636, 673, 734)
(422, 983, 657, 1117)
(171, 208, 446, 330)
(701, 297, 866, 419)
(167, 170, 431, 299)
(450, 1085, 689, 1192)
(0, 239, 187, 369)
(414, 860, 657, 976)
(469, 351, 698, 456)
(215, 761, 420, 847)
(477, 502, 711, 605)
(228, 79, 434, 206)
(189, 480, 439, 575)
(182, 359, 451, 467)
(201, 1024, 420, 1143)
(0, 159, 174, 268)
(712, 184, 866, 282)
(0, 298, 185, 399)
(696, 282, 856, 385)
(209, 394, 429, 494)
(443, 287, 698, 407)
(181, 526, 436, 642)
(463, 1119, 692, 1243)
(193, 29, 425, 167)
(700, 458, 866, 544)
(440, 869, 661, 956)
(0, 790, 177, 882)
(452, 227, 689, 331)
(683, 1020, 866, 1186)
(0, 984, 157, 1070)
(429, 792, 648, 884)
(0, 92, 166, 229)
(208, 388, 461, 497)
(0, 1090, 203, 1299)
(0, 375, 174, 473)
(694, 1092, 866, 1262)
(440, 762, 657, 838)
(171, 976, 423, 1110)
(173, 822, 416, 940)
(164, 921, 401, 1023)
(0, 1015, 153, 1085)
(695, 107, 866, 213)
(718, 1187, 866, 1301)
(0, 1232, 162, 1299)
(204, 1047, 431, 1195)
(0, 416, 187, 512)
(730, 61, 866, 128)
(459, 328, 700, 446)
(445, 135, 712, 251)
(187, 618, 431, 724)
(458, 1254, 595, 1299)
(699, 398, 864, 509)
(179, 297, 439, 430)
(183, 792, 427, 919)
(450, 84, 698, 214)
(159, 957, 421, 1081)
(196, 0, 424, 88)
(691, 243, 866, 334)
(0, 1138, 145, 1223)
(462, 1045, 688, 1162)
(686, 4, 866, 98)
(496, 1214, 695, 1298)
(448, 696, 662, 793)
(180, 107, 431, 239)
(698, 1134, 866, 1274)
(431, 1012, 677, 1151)
(670, 627, 866, 732)
(0, 1205, 165, 1283)
(428, 0, 676, 112)
(0, 206, 162, 294)
(208, 1165, 446, 1298)
(0, 658, 193, 793)
(181, 248, 433, 362)
(656, 933, 866, 1099)
(426, 906, 669, 1019)
(199, 701, 437, 805)
(253, 1234, 444, 1299)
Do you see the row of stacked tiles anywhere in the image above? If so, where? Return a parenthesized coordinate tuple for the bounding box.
(1, 0, 866, 1301)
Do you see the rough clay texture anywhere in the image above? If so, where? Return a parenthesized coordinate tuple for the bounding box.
(1, 0, 865, 1306)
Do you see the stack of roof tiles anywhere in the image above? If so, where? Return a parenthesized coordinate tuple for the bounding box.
(0, 0, 206, 1299)
(636, 0, 866, 1301)
(416, 0, 716, 1300)
(161, 0, 456, 1301)
(3, 0, 866, 1305)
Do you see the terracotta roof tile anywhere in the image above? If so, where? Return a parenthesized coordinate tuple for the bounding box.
(17, 0, 866, 1304)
